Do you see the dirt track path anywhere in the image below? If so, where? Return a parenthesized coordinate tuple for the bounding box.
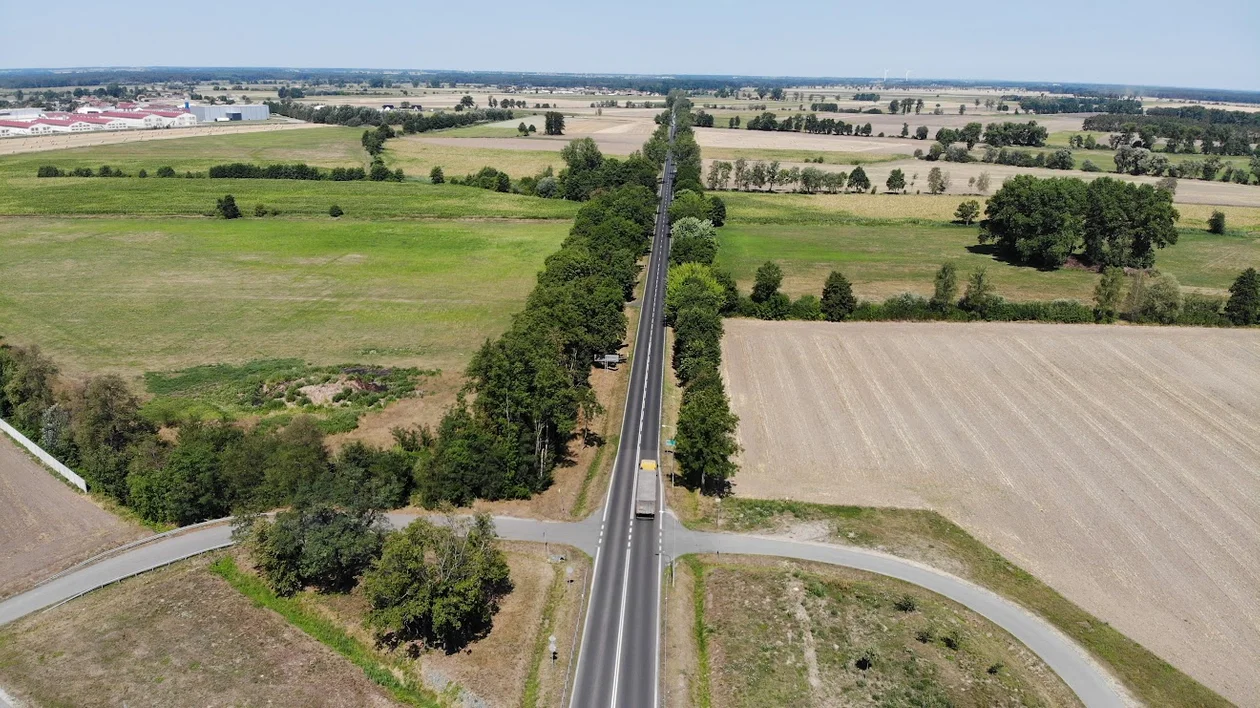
(721, 320, 1260, 705)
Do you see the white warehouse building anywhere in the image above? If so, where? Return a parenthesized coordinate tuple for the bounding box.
(188, 104, 270, 122)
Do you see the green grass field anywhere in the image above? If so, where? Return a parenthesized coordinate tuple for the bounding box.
(382, 136, 563, 179)
(715, 192, 1260, 301)
(0, 126, 579, 217)
(0, 126, 367, 174)
(0, 216, 570, 378)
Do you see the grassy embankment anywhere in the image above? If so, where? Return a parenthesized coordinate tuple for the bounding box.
(673, 497, 1228, 708)
(675, 553, 1083, 707)
(712, 191, 1260, 301)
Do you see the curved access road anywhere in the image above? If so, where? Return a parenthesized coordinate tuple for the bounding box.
(0, 513, 1128, 708)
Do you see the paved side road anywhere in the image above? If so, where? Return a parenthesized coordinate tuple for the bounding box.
(0, 514, 1129, 708)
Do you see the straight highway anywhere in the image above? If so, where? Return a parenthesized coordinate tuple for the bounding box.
(567, 111, 677, 708)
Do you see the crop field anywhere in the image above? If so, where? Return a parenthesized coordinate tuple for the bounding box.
(0, 435, 147, 599)
(665, 555, 1079, 708)
(0, 216, 570, 378)
(720, 320, 1260, 704)
(383, 135, 566, 178)
(714, 192, 1260, 301)
(0, 556, 402, 707)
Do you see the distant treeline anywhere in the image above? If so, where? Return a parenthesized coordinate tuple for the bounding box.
(4, 69, 1259, 105)
(266, 99, 514, 132)
(36, 162, 399, 182)
(1083, 114, 1258, 155)
(1018, 96, 1142, 114)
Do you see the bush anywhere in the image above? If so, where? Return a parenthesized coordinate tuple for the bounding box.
(216, 194, 241, 219)
(1128, 272, 1183, 323)
(37, 165, 63, 178)
(329, 204, 344, 218)
(156, 166, 176, 178)
(429, 165, 444, 184)
(1208, 210, 1226, 234)
(788, 295, 822, 320)
(244, 506, 386, 596)
(362, 515, 511, 651)
(254, 203, 269, 217)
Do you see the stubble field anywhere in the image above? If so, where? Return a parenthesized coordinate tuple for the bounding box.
(0, 435, 147, 600)
(720, 319, 1260, 705)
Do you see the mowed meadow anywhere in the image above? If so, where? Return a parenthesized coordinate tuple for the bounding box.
(0, 129, 579, 380)
(714, 191, 1260, 301)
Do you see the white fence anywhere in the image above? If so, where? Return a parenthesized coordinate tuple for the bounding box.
(0, 417, 87, 492)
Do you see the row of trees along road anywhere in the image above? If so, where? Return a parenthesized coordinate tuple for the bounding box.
(663, 95, 741, 495)
(412, 95, 705, 507)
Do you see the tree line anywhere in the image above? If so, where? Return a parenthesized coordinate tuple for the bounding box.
(411, 98, 700, 505)
(720, 261, 1260, 329)
(1018, 96, 1142, 114)
(1083, 114, 1257, 155)
(0, 340, 438, 526)
(661, 107, 740, 494)
(266, 99, 514, 133)
(705, 158, 872, 194)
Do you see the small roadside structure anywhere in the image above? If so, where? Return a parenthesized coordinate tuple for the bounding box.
(594, 353, 624, 369)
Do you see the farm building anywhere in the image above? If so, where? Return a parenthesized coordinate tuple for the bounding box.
(188, 104, 270, 122)
(0, 106, 199, 138)
(0, 120, 33, 137)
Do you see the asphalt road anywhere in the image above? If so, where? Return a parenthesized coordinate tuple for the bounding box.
(569, 112, 677, 708)
(0, 513, 1127, 707)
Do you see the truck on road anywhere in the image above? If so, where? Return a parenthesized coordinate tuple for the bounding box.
(635, 459, 658, 519)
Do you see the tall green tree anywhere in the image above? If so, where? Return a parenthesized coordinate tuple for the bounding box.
(931, 263, 958, 311)
(979, 175, 1087, 268)
(362, 515, 511, 651)
(846, 166, 870, 192)
(1082, 178, 1179, 269)
(675, 375, 739, 494)
(886, 168, 906, 193)
(820, 271, 857, 321)
(1093, 267, 1126, 323)
(1225, 267, 1260, 325)
(751, 261, 783, 303)
(544, 111, 565, 136)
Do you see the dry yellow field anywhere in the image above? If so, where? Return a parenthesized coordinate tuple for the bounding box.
(721, 320, 1260, 705)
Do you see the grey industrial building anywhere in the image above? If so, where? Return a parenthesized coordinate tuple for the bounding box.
(188, 104, 271, 122)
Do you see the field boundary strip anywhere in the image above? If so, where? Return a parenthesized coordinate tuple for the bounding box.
(0, 417, 86, 492)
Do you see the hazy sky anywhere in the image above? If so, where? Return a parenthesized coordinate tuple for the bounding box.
(3, 0, 1257, 91)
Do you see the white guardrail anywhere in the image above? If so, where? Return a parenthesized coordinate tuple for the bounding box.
(0, 417, 88, 492)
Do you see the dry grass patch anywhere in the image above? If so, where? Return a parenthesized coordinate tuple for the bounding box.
(0, 435, 147, 600)
(676, 554, 1080, 708)
(0, 555, 402, 708)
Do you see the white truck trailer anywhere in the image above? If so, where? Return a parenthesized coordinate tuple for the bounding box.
(635, 459, 658, 519)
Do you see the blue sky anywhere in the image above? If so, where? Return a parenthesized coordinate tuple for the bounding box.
(3, 0, 1257, 91)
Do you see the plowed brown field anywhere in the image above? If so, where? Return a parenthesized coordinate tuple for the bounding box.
(721, 320, 1260, 705)
(0, 435, 146, 599)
